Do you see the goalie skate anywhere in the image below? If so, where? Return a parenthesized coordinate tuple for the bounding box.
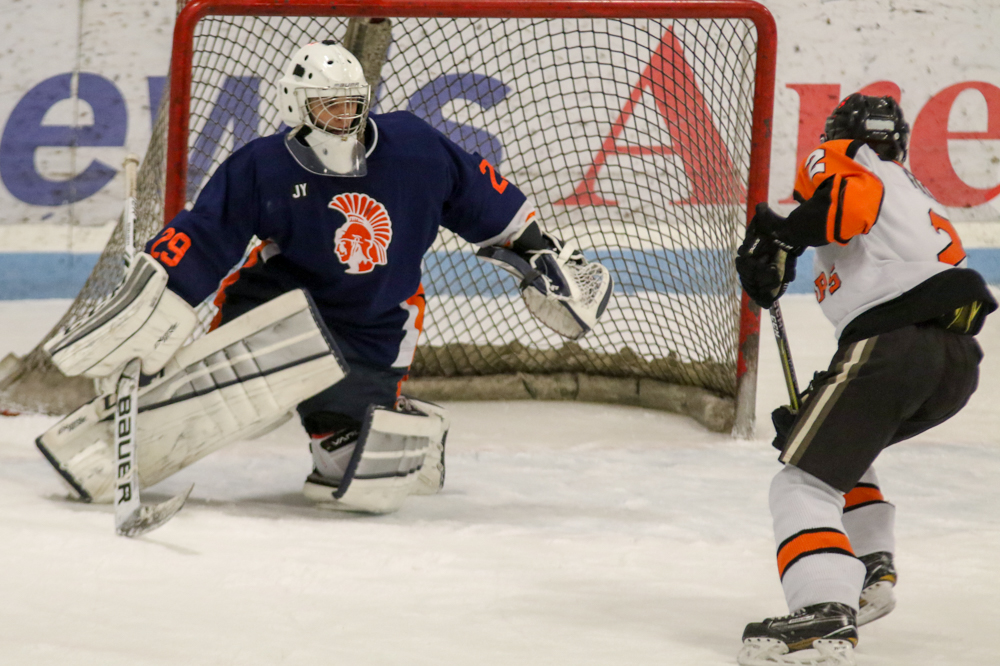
(857, 551, 897, 626)
(738, 603, 857, 666)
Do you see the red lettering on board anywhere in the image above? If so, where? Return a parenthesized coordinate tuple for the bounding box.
(556, 27, 737, 206)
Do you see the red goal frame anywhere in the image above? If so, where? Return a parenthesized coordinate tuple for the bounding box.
(164, 0, 778, 434)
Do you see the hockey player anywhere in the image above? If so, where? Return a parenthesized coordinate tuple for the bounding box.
(733, 93, 996, 665)
(125, 40, 610, 513)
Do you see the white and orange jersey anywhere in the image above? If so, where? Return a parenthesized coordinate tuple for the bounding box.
(792, 140, 967, 338)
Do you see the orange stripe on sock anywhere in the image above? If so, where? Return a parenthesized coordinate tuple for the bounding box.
(843, 485, 884, 510)
(777, 529, 854, 579)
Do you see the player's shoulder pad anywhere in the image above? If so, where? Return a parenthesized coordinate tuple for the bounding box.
(795, 139, 878, 199)
(815, 138, 854, 158)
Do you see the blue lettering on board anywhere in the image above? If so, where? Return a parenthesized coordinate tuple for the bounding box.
(406, 73, 508, 167)
(0, 73, 127, 206)
(187, 76, 262, 200)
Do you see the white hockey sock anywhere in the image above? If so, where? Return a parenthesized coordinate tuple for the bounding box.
(842, 466, 896, 557)
(770, 465, 866, 612)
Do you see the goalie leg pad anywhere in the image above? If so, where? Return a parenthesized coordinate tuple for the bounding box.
(398, 395, 449, 496)
(43, 253, 198, 378)
(36, 289, 347, 502)
(303, 402, 447, 513)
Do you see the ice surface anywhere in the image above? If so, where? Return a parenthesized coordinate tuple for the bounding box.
(1, 295, 998, 665)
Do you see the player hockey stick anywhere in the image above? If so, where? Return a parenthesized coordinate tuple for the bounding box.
(769, 300, 801, 412)
(113, 154, 193, 538)
(757, 247, 802, 412)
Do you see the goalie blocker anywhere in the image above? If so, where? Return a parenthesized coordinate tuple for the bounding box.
(37, 289, 348, 502)
(477, 223, 612, 340)
(44, 253, 199, 378)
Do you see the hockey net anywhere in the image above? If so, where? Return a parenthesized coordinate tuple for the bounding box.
(0, 0, 776, 434)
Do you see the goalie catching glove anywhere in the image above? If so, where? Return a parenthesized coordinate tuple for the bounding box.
(477, 222, 612, 339)
(735, 203, 805, 310)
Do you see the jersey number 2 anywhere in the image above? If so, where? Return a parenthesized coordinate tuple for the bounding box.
(479, 159, 509, 194)
(929, 210, 966, 266)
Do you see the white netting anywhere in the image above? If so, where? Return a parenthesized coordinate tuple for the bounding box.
(1, 6, 768, 432)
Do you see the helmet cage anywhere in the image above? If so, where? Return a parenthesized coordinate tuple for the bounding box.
(295, 84, 370, 139)
(822, 94, 910, 162)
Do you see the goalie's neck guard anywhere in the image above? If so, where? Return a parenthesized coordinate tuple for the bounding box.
(284, 118, 379, 178)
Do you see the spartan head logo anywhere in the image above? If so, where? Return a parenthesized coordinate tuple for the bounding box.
(328, 193, 392, 274)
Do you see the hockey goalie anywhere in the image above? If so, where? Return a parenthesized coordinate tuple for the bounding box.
(37, 39, 612, 516)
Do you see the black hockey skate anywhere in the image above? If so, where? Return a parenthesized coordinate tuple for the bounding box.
(737, 602, 857, 666)
(858, 551, 896, 626)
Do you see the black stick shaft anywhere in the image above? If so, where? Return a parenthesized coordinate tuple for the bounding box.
(769, 301, 801, 411)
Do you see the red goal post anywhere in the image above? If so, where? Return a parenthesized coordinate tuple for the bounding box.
(0, 0, 776, 436)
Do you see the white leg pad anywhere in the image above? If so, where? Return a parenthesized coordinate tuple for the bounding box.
(37, 290, 346, 502)
(304, 404, 444, 513)
(401, 396, 449, 495)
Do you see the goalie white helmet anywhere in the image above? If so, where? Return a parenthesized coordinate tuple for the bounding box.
(278, 41, 371, 177)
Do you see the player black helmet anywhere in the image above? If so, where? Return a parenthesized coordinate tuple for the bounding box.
(822, 93, 910, 162)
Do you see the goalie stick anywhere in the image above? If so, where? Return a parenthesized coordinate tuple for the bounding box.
(113, 154, 193, 538)
(113, 358, 193, 537)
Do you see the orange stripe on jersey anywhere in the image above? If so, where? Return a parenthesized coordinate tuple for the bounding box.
(794, 140, 885, 246)
(777, 528, 855, 579)
(209, 241, 269, 331)
(407, 283, 426, 332)
(843, 484, 886, 511)
(394, 283, 427, 398)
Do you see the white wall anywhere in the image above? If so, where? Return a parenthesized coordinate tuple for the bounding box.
(762, 0, 1000, 222)
(0, 0, 997, 245)
(0, 0, 174, 231)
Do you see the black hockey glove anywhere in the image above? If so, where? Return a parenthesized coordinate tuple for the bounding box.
(735, 204, 803, 309)
(771, 405, 797, 451)
(770, 369, 834, 451)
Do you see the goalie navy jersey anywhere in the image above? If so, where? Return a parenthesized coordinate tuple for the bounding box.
(145, 111, 536, 368)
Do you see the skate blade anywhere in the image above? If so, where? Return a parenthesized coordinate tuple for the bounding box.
(858, 581, 896, 626)
(116, 484, 194, 538)
(738, 637, 856, 666)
